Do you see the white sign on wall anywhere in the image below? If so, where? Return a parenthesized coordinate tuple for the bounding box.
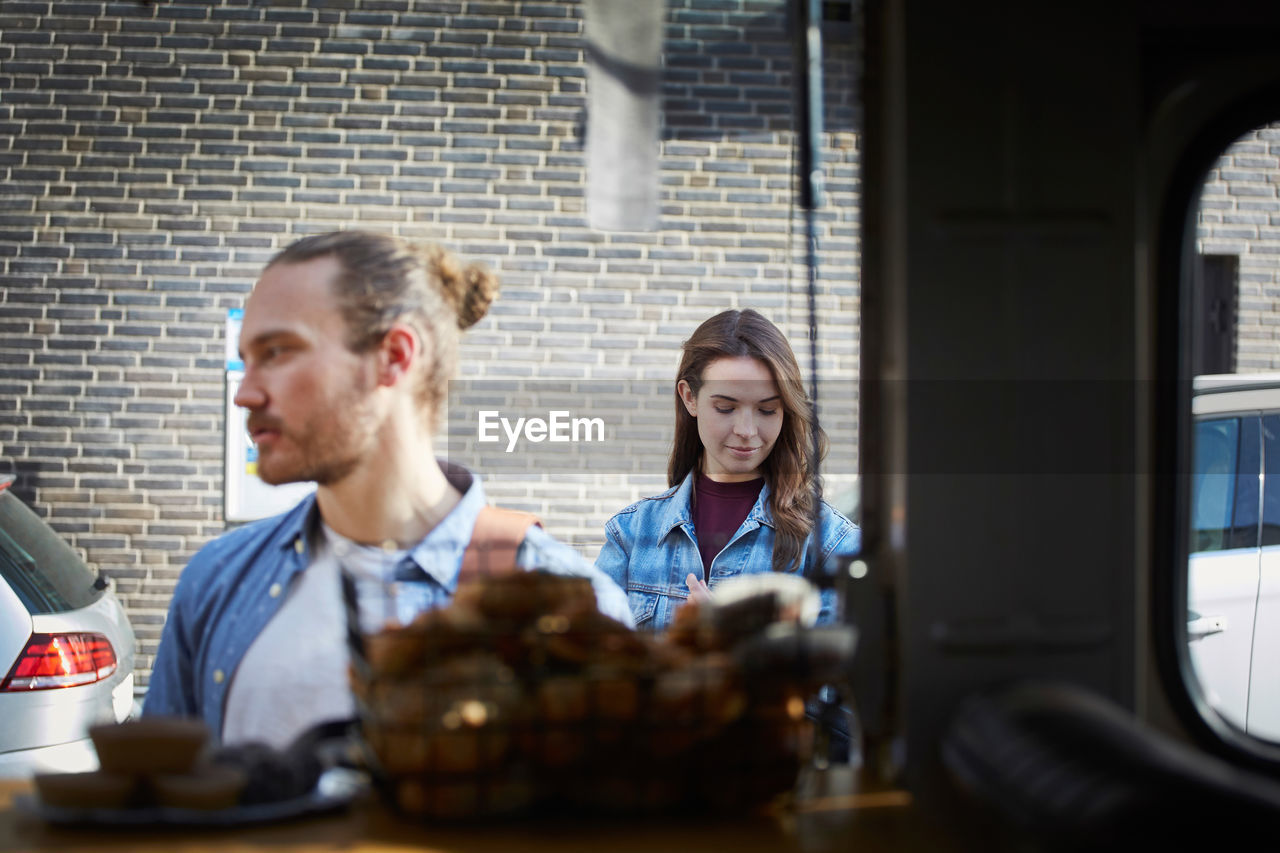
(224, 309, 315, 523)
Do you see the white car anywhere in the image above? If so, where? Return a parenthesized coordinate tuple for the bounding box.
(1188, 373, 1280, 740)
(0, 475, 136, 778)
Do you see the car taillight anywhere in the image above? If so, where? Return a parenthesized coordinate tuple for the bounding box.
(0, 633, 118, 691)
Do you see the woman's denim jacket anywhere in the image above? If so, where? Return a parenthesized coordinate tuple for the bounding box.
(596, 472, 860, 631)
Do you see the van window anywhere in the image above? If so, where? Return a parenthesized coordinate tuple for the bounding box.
(1193, 418, 1241, 553)
(1191, 416, 1261, 553)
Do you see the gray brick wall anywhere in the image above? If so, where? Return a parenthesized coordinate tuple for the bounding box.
(1197, 123, 1280, 370)
(0, 0, 862, 688)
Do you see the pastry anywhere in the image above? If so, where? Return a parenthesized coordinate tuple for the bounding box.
(89, 716, 210, 776)
(207, 741, 322, 805)
(150, 765, 247, 810)
(33, 770, 137, 810)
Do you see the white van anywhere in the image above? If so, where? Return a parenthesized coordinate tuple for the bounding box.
(1189, 372, 1280, 740)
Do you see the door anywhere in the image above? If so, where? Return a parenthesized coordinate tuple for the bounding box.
(1187, 415, 1261, 730)
(1247, 415, 1280, 739)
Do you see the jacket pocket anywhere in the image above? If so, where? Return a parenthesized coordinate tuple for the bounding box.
(627, 589, 660, 628)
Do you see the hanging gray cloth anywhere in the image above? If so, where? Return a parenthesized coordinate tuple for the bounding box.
(583, 0, 663, 232)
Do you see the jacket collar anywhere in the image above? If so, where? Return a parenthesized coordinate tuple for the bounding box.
(659, 470, 775, 538)
(657, 472, 696, 537)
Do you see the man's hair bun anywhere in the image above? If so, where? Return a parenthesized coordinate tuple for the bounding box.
(423, 243, 499, 329)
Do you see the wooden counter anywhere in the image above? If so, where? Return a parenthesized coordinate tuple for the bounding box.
(0, 768, 918, 853)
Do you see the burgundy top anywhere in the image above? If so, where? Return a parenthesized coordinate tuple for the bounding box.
(693, 470, 765, 574)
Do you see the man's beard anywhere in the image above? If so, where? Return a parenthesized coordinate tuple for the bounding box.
(254, 377, 381, 487)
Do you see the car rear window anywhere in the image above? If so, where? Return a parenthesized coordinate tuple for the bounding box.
(0, 490, 104, 614)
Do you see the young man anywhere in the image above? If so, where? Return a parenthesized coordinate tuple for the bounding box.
(144, 231, 633, 748)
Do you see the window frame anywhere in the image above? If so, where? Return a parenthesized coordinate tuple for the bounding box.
(1154, 83, 1280, 771)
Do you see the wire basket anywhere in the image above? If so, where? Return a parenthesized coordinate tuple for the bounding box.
(341, 568, 854, 820)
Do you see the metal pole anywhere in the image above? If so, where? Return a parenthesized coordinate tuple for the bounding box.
(795, 0, 827, 586)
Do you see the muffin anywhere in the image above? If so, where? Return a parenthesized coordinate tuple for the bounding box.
(90, 716, 211, 776)
(34, 770, 138, 810)
(150, 765, 247, 810)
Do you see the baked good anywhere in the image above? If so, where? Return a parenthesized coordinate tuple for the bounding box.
(361, 604, 487, 677)
(348, 563, 823, 817)
(361, 653, 519, 727)
(89, 716, 210, 775)
(150, 765, 247, 810)
(207, 740, 322, 805)
(528, 727, 586, 769)
(586, 666, 642, 723)
(453, 571, 594, 625)
(366, 722, 510, 776)
(539, 607, 648, 668)
(34, 770, 137, 810)
(536, 674, 589, 724)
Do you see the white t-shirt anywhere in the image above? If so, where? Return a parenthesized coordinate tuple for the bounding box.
(221, 523, 408, 749)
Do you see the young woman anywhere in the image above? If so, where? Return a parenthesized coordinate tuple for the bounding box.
(596, 308, 860, 631)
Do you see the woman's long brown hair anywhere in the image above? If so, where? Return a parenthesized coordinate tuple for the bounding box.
(669, 309, 827, 573)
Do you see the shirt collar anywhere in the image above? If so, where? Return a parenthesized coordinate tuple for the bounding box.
(405, 460, 486, 591)
(275, 460, 487, 592)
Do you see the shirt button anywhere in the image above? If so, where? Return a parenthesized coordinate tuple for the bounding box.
(294, 538, 304, 554)
(269, 583, 283, 598)
(213, 669, 225, 684)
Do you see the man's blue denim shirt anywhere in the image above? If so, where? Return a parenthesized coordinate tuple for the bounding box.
(595, 472, 860, 631)
(144, 462, 633, 740)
